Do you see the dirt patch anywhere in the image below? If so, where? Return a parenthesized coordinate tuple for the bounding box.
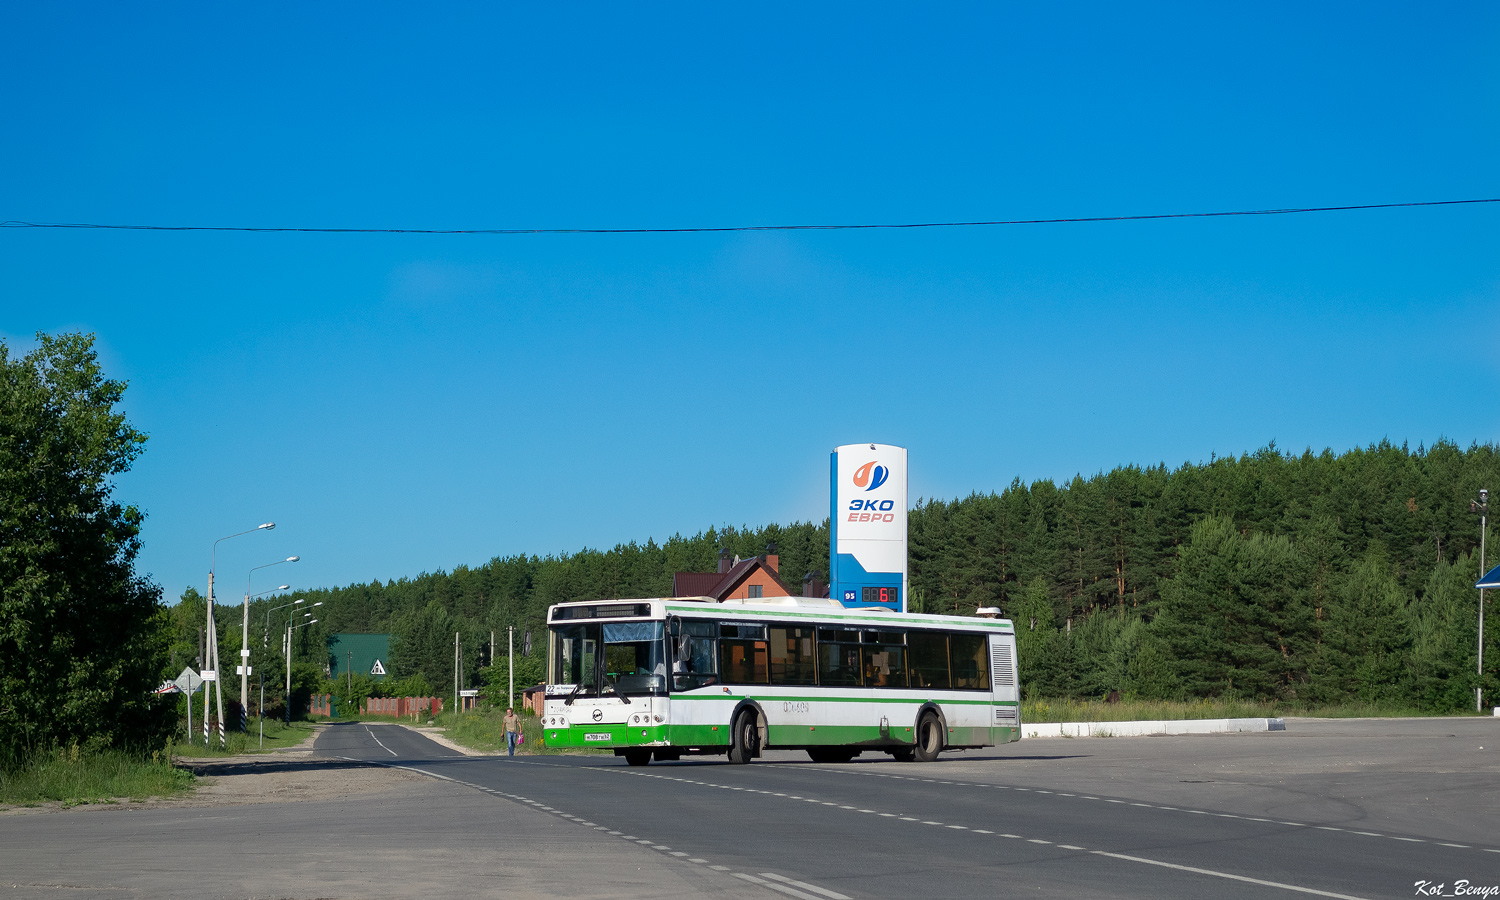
(178, 749, 427, 806)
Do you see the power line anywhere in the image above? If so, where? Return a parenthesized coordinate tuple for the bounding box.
(1, 198, 1495, 236)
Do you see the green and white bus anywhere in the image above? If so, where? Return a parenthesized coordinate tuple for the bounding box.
(541, 595, 1021, 765)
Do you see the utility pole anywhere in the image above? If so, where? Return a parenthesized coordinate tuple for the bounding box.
(508, 625, 514, 710)
(453, 632, 460, 715)
(204, 570, 225, 747)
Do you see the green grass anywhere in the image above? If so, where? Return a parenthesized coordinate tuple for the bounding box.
(1020, 697, 1479, 723)
(170, 719, 315, 758)
(0, 746, 194, 806)
(434, 707, 608, 756)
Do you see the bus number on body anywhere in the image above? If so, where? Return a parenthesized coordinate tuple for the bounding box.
(782, 701, 810, 714)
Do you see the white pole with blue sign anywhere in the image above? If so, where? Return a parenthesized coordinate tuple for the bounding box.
(830, 443, 908, 611)
(1477, 563, 1500, 713)
(1476, 490, 1490, 712)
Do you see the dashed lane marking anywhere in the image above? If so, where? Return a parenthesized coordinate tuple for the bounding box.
(593, 766, 1450, 900)
(821, 767, 1490, 853)
(332, 755, 851, 900)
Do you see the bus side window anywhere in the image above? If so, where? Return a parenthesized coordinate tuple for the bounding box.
(769, 626, 816, 685)
(817, 627, 862, 686)
(720, 624, 768, 684)
(949, 633, 989, 690)
(908, 631, 951, 689)
(675, 621, 720, 689)
(862, 631, 907, 688)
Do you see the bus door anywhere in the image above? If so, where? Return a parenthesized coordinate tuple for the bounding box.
(988, 633, 1020, 736)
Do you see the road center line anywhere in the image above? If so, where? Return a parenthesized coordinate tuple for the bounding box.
(823, 768, 1488, 854)
(363, 726, 398, 756)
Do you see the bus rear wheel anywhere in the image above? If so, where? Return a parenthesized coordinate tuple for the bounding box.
(728, 711, 759, 764)
(913, 713, 943, 763)
(624, 749, 652, 766)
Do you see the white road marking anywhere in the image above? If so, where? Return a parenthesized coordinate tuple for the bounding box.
(733, 872, 829, 900)
(363, 726, 398, 756)
(830, 767, 1489, 853)
(759, 871, 853, 900)
(1090, 850, 1373, 900)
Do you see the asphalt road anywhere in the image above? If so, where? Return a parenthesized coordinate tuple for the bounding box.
(318, 717, 1500, 900)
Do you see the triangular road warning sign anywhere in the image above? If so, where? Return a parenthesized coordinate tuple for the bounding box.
(370, 659, 387, 676)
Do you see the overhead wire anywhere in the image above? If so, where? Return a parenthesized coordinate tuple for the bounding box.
(1, 197, 1496, 236)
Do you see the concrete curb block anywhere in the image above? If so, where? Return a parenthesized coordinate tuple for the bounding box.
(1022, 717, 1286, 739)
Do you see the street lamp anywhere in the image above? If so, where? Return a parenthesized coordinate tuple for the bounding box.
(204, 522, 274, 746)
(287, 616, 319, 725)
(264, 597, 318, 647)
(242, 556, 300, 727)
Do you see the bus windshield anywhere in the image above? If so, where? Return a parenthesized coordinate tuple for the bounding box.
(550, 620, 666, 699)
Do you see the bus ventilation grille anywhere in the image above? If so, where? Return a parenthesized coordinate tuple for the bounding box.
(990, 643, 1016, 687)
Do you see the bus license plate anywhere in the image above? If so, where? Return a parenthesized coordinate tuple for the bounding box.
(585, 733, 611, 741)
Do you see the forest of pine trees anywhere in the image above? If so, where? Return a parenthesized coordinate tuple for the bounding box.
(199, 439, 1499, 712)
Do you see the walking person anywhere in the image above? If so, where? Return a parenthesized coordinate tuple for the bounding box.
(504, 707, 521, 757)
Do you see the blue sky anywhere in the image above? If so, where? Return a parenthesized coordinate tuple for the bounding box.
(3, 4, 1497, 605)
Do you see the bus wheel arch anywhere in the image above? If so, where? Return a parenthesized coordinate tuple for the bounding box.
(913, 703, 946, 763)
(728, 700, 766, 764)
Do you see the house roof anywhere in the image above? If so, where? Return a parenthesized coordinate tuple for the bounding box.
(672, 556, 797, 601)
(672, 572, 725, 597)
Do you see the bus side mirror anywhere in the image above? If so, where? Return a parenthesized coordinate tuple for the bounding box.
(668, 616, 682, 638)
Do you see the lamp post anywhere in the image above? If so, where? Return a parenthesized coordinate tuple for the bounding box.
(287, 615, 318, 725)
(242, 556, 299, 728)
(1474, 489, 1489, 712)
(207, 523, 275, 745)
(265, 597, 319, 647)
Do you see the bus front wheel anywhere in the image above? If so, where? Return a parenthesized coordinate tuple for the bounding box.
(624, 749, 652, 766)
(913, 713, 943, 763)
(728, 711, 759, 764)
